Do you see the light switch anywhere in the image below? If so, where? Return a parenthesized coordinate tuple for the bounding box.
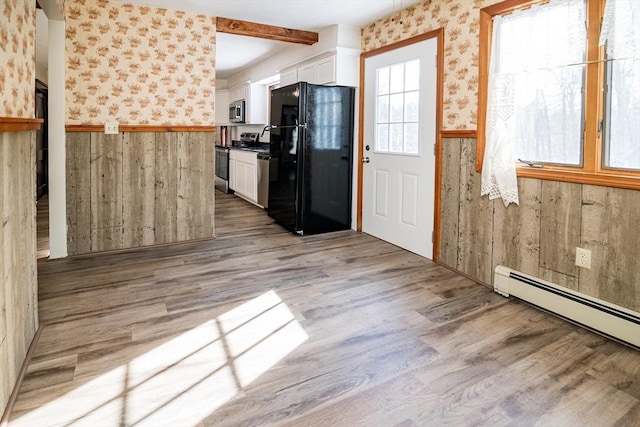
(104, 122, 119, 134)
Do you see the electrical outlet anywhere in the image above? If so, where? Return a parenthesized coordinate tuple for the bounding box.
(575, 247, 591, 269)
(104, 122, 119, 134)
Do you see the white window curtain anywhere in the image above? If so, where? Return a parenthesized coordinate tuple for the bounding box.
(600, 0, 640, 59)
(481, 0, 585, 207)
(599, 0, 640, 169)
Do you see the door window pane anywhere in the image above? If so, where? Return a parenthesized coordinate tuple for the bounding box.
(389, 93, 404, 122)
(378, 67, 390, 95)
(404, 123, 419, 154)
(602, 0, 640, 171)
(604, 58, 640, 170)
(390, 124, 403, 152)
(404, 91, 419, 122)
(405, 59, 420, 91)
(390, 63, 404, 93)
(376, 124, 389, 151)
(374, 60, 421, 155)
(377, 94, 389, 123)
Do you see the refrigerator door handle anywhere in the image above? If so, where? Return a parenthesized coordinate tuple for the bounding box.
(270, 124, 306, 129)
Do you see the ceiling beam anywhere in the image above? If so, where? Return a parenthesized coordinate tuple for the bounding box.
(216, 17, 318, 45)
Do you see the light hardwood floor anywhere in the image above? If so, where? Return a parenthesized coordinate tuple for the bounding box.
(36, 194, 49, 260)
(9, 191, 640, 426)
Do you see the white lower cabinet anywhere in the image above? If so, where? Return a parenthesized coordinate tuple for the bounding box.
(229, 149, 258, 204)
(229, 154, 237, 191)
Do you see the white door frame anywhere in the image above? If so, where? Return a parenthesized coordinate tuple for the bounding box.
(40, 0, 67, 258)
(356, 30, 444, 261)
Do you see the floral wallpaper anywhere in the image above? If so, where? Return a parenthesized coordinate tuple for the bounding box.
(65, 0, 216, 125)
(362, 0, 499, 130)
(0, 0, 35, 118)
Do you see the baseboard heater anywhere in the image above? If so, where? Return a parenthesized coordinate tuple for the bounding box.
(494, 265, 640, 348)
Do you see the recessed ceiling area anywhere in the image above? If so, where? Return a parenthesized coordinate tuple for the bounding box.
(214, 32, 293, 79)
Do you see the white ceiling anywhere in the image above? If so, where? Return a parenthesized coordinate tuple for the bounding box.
(35, 9, 48, 73)
(36, 0, 421, 79)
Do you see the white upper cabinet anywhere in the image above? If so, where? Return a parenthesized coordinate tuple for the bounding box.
(316, 56, 336, 84)
(298, 63, 317, 84)
(246, 83, 267, 124)
(229, 86, 246, 103)
(280, 50, 359, 88)
(296, 55, 336, 85)
(228, 83, 268, 125)
(279, 69, 298, 87)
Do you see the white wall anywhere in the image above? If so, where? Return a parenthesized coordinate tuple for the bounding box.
(227, 25, 361, 87)
(44, 3, 67, 258)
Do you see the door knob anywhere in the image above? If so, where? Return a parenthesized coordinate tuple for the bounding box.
(362, 157, 370, 163)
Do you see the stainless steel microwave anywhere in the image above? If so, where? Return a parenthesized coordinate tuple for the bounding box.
(229, 100, 245, 123)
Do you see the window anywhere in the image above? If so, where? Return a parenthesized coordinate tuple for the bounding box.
(477, 0, 640, 191)
(375, 59, 420, 155)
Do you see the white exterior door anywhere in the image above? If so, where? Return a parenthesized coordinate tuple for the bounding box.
(362, 38, 437, 259)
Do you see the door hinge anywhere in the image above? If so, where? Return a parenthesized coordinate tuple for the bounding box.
(431, 231, 434, 243)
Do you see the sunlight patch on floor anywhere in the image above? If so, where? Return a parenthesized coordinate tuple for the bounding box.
(12, 290, 308, 427)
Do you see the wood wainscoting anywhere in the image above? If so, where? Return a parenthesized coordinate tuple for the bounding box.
(7, 192, 640, 426)
(439, 136, 640, 314)
(0, 128, 39, 420)
(66, 131, 214, 255)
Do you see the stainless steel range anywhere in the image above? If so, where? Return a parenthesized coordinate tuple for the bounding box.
(214, 145, 230, 193)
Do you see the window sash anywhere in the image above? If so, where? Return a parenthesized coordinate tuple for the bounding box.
(476, 0, 640, 190)
(600, 0, 640, 172)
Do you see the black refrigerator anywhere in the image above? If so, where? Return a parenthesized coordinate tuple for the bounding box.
(268, 82, 355, 235)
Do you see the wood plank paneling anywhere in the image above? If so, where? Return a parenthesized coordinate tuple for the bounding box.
(201, 132, 215, 238)
(580, 185, 640, 311)
(90, 133, 123, 230)
(123, 133, 156, 247)
(66, 133, 91, 255)
(0, 132, 10, 410)
(175, 132, 215, 242)
(539, 181, 582, 278)
(439, 138, 460, 269)
(456, 138, 493, 284)
(433, 136, 640, 314)
(176, 132, 199, 241)
(0, 131, 38, 413)
(90, 133, 123, 252)
(155, 132, 178, 243)
(65, 134, 78, 256)
(538, 266, 579, 291)
(65, 131, 214, 255)
(492, 177, 542, 278)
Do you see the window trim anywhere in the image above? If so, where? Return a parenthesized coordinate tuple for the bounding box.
(477, 0, 640, 190)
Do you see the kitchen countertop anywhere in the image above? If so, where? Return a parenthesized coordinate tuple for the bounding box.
(228, 142, 270, 155)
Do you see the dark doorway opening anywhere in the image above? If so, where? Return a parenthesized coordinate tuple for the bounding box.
(35, 79, 48, 200)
